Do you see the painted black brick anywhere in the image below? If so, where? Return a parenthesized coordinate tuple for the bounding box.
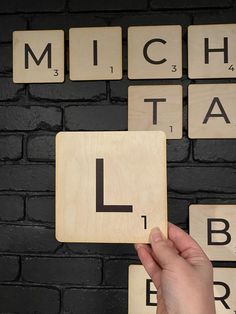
(0, 135, 22, 160)
(168, 197, 193, 228)
(0, 0, 66, 13)
(0, 106, 61, 131)
(167, 138, 190, 162)
(68, 243, 136, 256)
(193, 140, 236, 162)
(65, 105, 127, 131)
(0, 285, 60, 313)
(0, 15, 27, 43)
(69, 0, 148, 11)
(0, 195, 24, 221)
(22, 257, 102, 285)
(198, 198, 236, 204)
(29, 77, 106, 101)
(27, 134, 55, 161)
(0, 225, 59, 253)
(168, 166, 236, 194)
(194, 7, 236, 24)
(0, 77, 24, 101)
(0, 256, 19, 281)
(0, 45, 12, 73)
(63, 289, 127, 314)
(27, 196, 55, 223)
(0, 165, 54, 191)
(150, 0, 233, 9)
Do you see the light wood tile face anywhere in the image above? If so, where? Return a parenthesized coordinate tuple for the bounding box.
(188, 24, 236, 79)
(56, 131, 167, 243)
(128, 265, 156, 314)
(128, 85, 182, 139)
(188, 84, 236, 138)
(13, 30, 64, 83)
(128, 26, 182, 79)
(214, 268, 236, 313)
(189, 205, 236, 261)
(69, 27, 122, 80)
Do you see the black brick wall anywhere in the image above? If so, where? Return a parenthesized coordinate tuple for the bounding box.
(0, 0, 235, 313)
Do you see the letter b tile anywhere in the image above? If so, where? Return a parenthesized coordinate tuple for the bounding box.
(189, 205, 236, 261)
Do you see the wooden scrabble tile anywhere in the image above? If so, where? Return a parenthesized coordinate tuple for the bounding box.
(188, 24, 236, 79)
(188, 84, 236, 138)
(69, 27, 122, 80)
(128, 26, 182, 79)
(13, 30, 64, 83)
(214, 268, 236, 313)
(56, 131, 167, 243)
(128, 265, 156, 314)
(128, 85, 182, 139)
(189, 205, 236, 261)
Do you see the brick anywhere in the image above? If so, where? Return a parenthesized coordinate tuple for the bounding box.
(0, 256, 19, 281)
(0, 195, 24, 221)
(0, 0, 66, 13)
(64, 289, 127, 314)
(193, 140, 236, 162)
(0, 45, 12, 73)
(27, 134, 55, 161)
(150, 0, 233, 9)
(104, 259, 138, 287)
(168, 198, 193, 228)
(68, 243, 136, 256)
(168, 167, 236, 193)
(27, 196, 54, 223)
(69, 0, 147, 11)
(22, 257, 102, 285)
(0, 106, 61, 131)
(0, 16, 27, 43)
(0, 225, 59, 253)
(0, 285, 60, 313)
(29, 76, 106, 101)
(198, 198, 236, 204)
(0, 165, 54, 191)
(167, 137, 190, 162)
(65, 105, 127, 130)
(0, 77, 24, 101)
(194, 7, 236, 24)
(111, 14, 191, 39)
(0, 135, 22, 160)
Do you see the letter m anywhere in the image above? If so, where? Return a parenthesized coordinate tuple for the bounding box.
(25, 43, 52, 69)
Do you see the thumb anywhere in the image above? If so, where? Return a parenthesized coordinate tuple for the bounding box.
(150, 227, 183, 269)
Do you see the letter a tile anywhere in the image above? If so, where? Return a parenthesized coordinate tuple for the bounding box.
(69, 27, 122, 80)
(189, 205, 236, 261)
(128, 26, 182, 79)
(188, 84, 236, 138)
(56, 131, 167, 243)
(188, 24, 236, 78)
(128, 85, 182, 139)
(13, 30, 64, 83)
(128, 265, 156, 314)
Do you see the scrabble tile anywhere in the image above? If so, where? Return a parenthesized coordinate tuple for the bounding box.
(214, 268, 236, 313)
(128, 265, 156, 314)
(128, 85, 182, 139)
(13, 30, 64, 83)
(188, 84, 236, 138)
(69, 27, 122, 80)
(56, 131, 167, 243)
(128, 26, 182, 79)
(189, 205, 236, 261)
(188, 24, 236, 79)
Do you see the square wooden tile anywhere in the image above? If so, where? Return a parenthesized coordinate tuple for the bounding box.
(69, 27, 122, 80)
(13, 30, 64, 83)
(128, 265, 156, 314)
(128, 26, 182, 79)
(189, 205, 236, 261)
(188, 84, 236, 138)
(214, 268, 236, 313)
(188, 24, 236, 79)
(56, 131, 167, 243)
(128, 85, 182, 139)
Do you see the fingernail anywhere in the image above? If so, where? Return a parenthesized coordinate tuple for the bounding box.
(134, 243, 144, 250)
(150, 227, 164, 243)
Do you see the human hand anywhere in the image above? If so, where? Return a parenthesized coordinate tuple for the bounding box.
(135, 223, 216, 314)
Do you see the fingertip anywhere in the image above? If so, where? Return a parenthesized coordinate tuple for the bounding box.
(149, 227, 165, 243)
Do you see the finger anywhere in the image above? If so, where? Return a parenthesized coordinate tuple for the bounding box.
(135, 244, 162, 288)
